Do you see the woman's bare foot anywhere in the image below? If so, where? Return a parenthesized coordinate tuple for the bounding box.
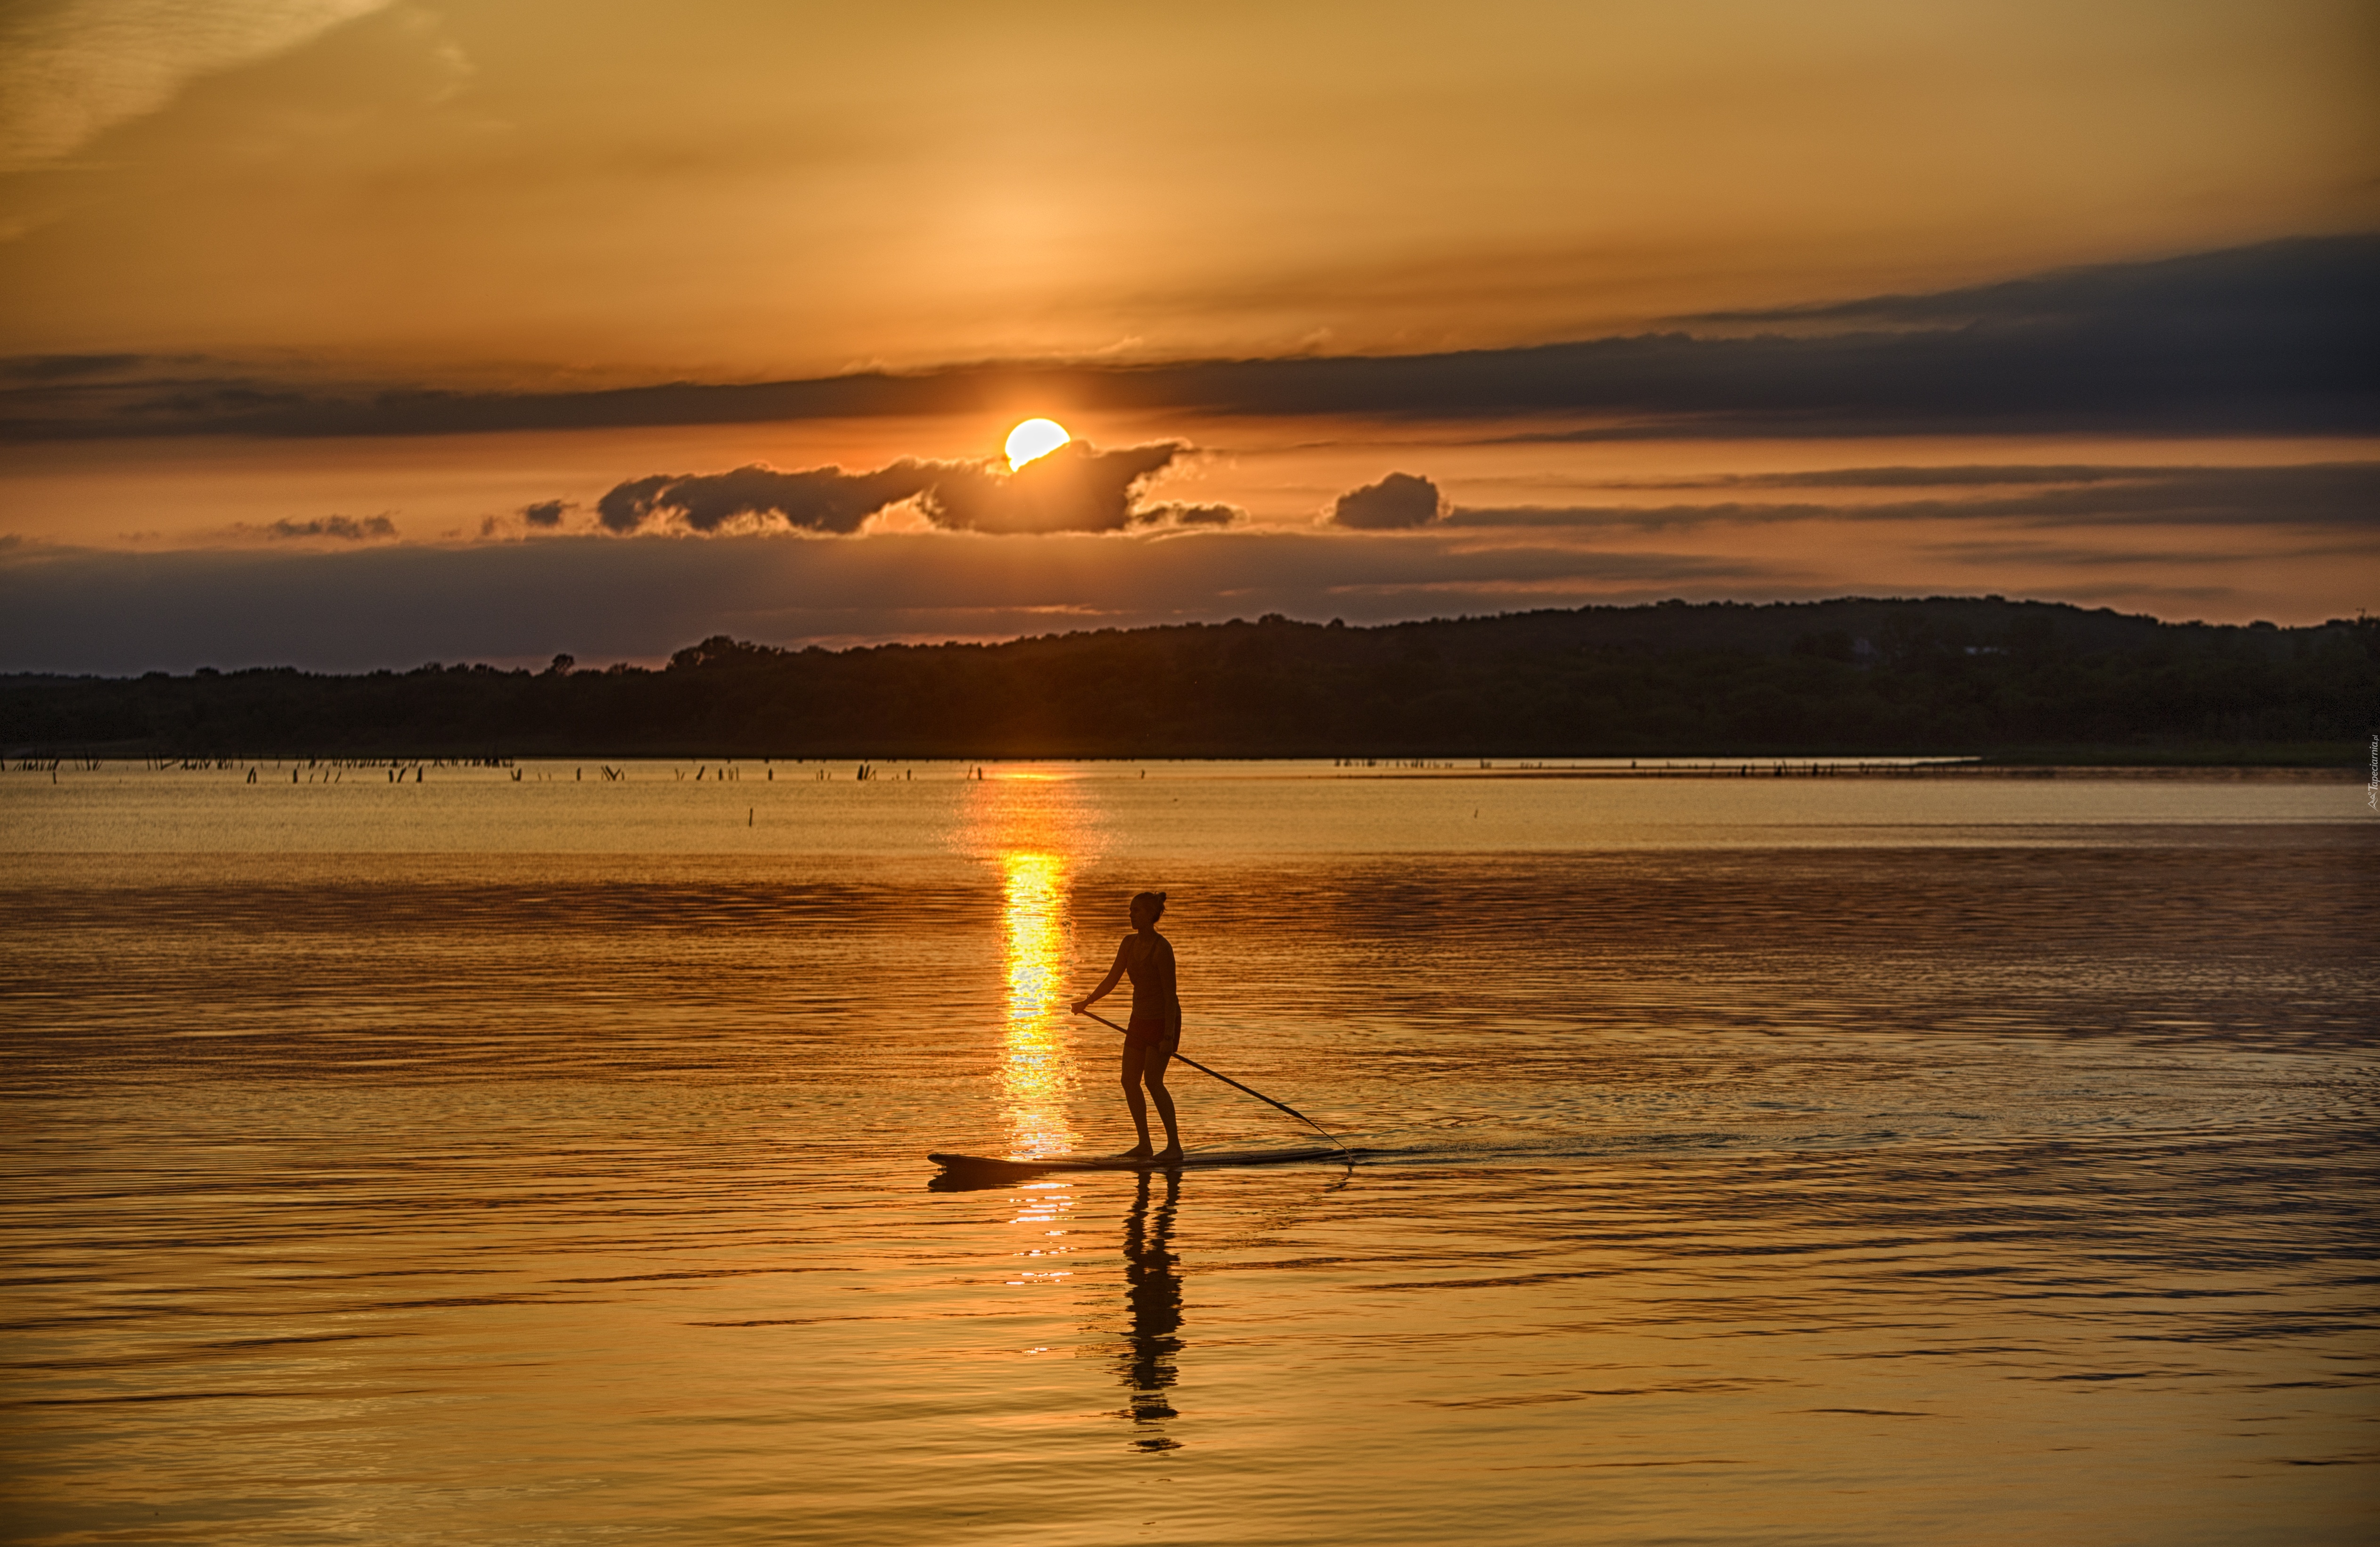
(1122, 1142, 1154, 1160)
(1153, 1145, 1184, 1165)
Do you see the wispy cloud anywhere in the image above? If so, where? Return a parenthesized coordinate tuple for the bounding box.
(0, 0, 396, 171)
(479, 500, 575, 540)
(1443, 464, 2380, 531)
(3, 236, 2371, 441)
(1688, 236, 2376, 330)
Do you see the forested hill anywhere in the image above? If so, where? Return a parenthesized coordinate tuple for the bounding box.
(5, 597, 2373, 761)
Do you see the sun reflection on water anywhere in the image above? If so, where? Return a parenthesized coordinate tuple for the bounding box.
(1000, 850, 1077, 1157)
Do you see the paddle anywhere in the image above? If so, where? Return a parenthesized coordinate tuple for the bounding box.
(1074, 1006, 1352, 1162)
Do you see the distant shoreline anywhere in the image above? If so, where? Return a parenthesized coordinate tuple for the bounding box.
(1343, 762, 2360, 781)
(6, 599, 2371, 768)
(6, 754, 2361, 780)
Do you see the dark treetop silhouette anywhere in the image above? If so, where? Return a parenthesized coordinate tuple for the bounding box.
(3, 598, 2372, 762)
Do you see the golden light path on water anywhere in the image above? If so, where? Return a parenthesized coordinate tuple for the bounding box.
(999, 849, 1077, 1159)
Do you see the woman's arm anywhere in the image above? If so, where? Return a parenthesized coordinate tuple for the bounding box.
(1071, 936, 1131, 1014)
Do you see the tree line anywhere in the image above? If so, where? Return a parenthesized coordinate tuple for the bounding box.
(4, 597, 2372, 761)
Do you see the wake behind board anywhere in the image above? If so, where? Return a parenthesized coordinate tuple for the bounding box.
(930, 1146, 1343, 1180)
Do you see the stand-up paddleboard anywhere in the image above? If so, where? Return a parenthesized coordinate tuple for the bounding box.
(930, 1146, 1345, 1180)
(937, 1010, 1355, 1187)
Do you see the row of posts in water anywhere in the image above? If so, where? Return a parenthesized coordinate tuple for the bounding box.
(20, 757, 1966, 782)
(11, 757, 996, 783)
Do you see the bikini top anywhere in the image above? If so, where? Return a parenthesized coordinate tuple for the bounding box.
(1124, 931, 1176, 1013)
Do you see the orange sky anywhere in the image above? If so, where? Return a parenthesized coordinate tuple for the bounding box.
(0, 0, 2373, 667)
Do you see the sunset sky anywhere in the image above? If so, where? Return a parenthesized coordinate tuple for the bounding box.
(2, 0, 2373, 671)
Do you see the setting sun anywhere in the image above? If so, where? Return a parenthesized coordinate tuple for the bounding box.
(1004, 418, 1071, 469)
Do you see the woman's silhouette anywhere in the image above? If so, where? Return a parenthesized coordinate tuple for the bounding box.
(1072, 890, 1182, 1162)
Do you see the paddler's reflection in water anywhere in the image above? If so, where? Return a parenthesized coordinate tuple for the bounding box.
(1117, 1167, 1184, 1451)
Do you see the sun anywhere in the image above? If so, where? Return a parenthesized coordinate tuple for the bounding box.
(1004, 418, 1071, 469)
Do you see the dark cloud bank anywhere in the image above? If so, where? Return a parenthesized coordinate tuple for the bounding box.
(5, 235, 2372, 440)
(0, 529, 1772, 675)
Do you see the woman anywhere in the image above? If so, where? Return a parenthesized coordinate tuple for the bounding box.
(1072, 890, 1182, 1163)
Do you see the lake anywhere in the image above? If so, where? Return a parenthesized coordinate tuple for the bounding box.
(3, 760, 2373, 1545)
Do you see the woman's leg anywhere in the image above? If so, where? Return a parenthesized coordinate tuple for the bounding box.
(1121, 1041, 1154, 1156)
(1143, 1044, 1181, 1158)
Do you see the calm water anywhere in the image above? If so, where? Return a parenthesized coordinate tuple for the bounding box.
(3, 762, 2374, 1545)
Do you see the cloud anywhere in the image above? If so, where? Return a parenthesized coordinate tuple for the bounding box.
(0, 353, 154, 381)
(256, 513, 396, 541)
(1913, 536, 2366, 570)
(480, 499, 575, 540)
(0, 0, 396, 171)
(1595, 464, 2177, 491)
(2, 236, 2370, 441)
(1690, 236, 2377, 331)
(1442, 463, 2380, 532)
(591, 441, 1189, 537)
(597, 463, 934, 534)
(1332, 472, 1442, 529)
(1134, 503, 1242, 529)
(922, 441, 1183, 534)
